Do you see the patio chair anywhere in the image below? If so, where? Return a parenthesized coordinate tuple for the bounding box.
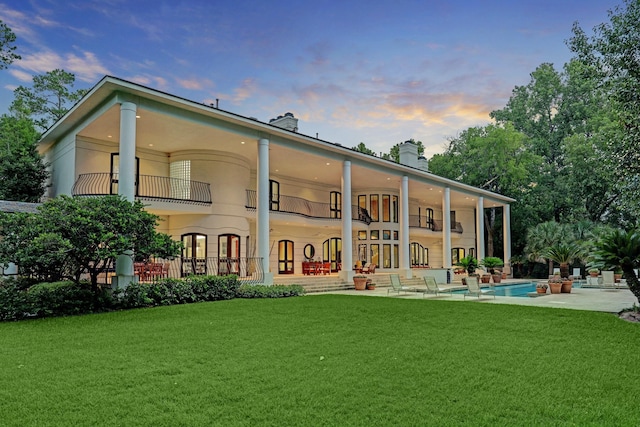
(464, 276, 495, 300)
(572, 268, 582, 280)
(387, 274, 416, 295)
(601, 271, 619, 290)
(362, 263, 376, 274)
(421, 276, 452, 298)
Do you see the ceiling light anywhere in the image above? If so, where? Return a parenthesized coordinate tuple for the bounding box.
(148, 144, 153, 147)
(241, 141, 245, 144)
(135, 115, 141, 119)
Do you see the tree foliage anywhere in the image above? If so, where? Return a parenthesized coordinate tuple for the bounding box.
(10, 69, 87, 131)
(351, 142, 377, 156)
(0, 114, 49, 202)
(0, 20, 20, 70)
(381, 139, 425, 162)
(0, 196, 182, 292)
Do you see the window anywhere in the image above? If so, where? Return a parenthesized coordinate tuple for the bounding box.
(219, 234, 240, 275)
(469, 248, 475, 258)
(383, 230, 391, 240)
(452, 247, 465, 264)
(170, 160, 191, 199)
(392, 195, 398, 223)
(393, 244, 399, 268)
(278, 240, 294, 274)
(358, 244, 367, 264)
(370, 194, 379, 222)
(370, 244, 379, 268)
(270, 180, 280, 211)
(323, 238, 342, 272)
(181, 233, 207, 276)
(358, 230, 367, 240)
(370, 230, 379, 240)
(426, 208, 434, 230)
(393, 230, 398, 240)
(110, 153, 139, 195)
(330, 191, 341, 219)
(410, 242, 429, 267)
(450, 211, 456, 229)
(358, 195, 366, 211)
(383, 244, 391, 268)
(382, 194, 390, 222)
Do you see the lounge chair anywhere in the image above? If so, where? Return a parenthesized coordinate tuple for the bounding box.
(464, 276, 495, 300)
(601, 271, 621, 290)
(387, 274, 416, 295)
(572, 268, 582, 280)
(421, 276, 452, 298)
(362, 263, 376, 274)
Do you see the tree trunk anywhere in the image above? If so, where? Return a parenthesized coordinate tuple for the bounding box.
(484, 208, 497, 257)
(548, 260, 554, 277)
(623, 267, 640, 305)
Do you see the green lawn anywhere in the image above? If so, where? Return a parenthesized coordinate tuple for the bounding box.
(1, 295, 639, 426)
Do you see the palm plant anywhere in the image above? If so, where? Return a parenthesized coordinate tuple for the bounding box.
(480, 256, 504, 274)
(590, 229, 640, 304)
(544, 242, 581, 278)
(456, 255, 478, 275)
(525, 221, 574, 276)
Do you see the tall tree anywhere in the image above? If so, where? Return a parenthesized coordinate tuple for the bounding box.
(351, 142, 377, 156)
(0, 114, 48, 202)
(382, 139, 425, 162)
(10, 69, 87, 131)
(0, 20, 20, 69)
(428, 123, 541, 256)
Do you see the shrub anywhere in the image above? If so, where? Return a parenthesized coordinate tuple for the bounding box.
(27, 281, 95, 317)
(236, 284, 305, 298)
(0, 279, 31, 321)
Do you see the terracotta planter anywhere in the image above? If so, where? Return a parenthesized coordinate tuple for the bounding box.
(502, 272, 507, 279)
(536, 287, 547, 294)
(353, 277, 367, 291)
(615, 274, 622, 283)
(549, 282, 562, 294)
(481, 275, 491, 283)
(492, 274, 502, 284)
(366, 283, 376, 290)
(561, 280, 573, 293)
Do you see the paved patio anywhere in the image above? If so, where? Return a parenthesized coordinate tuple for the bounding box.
(314, 282, 637, 313)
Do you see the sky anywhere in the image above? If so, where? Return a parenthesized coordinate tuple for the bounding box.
(0, 0, 621, 158)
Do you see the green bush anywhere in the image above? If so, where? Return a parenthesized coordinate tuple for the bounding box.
(27, 281, 95, 317)
(236, 284, 305, 298)
(0, 279, 31, 321)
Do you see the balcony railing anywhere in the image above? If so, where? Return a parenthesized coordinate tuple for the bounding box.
(245, 190, 372, 225)
(72, 173, 212, 205)
(409, 215, 463, 233)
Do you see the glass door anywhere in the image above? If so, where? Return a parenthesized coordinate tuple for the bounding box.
(278, 240, 294, 274)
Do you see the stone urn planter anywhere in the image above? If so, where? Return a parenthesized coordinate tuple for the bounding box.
(561, 279, 573, 293)
(353, 276, 368, 291)
(492, 274, 502, 284)
(536, 285, 548, 294)
(366, 282, 376, 290)
(481, 274, 491, 283)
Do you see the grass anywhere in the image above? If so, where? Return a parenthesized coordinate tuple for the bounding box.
(1, 295, 640, 426)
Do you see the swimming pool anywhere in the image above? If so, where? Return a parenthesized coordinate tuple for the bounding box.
(452, 281, 583, 297)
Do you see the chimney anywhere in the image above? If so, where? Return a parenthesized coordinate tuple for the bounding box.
(399, 140, 418, 168)
(418, 155, 429, 172)
(269, 112, 298, 132)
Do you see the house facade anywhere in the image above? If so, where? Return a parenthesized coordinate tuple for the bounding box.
(38, 76, 515, 286)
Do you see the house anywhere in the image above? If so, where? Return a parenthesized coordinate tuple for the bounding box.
(37, 76, 515, 286)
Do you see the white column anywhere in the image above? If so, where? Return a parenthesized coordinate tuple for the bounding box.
(118, 102, 137, 202)
(114, 102, 137, 288)
(399, 176, 411, 278)
(442, 188, 452, 268)
(257, 138, 273, 285)
(503, 204, 512, 277)
(340, 160, 353, 282)
(476, 197, 485, 261)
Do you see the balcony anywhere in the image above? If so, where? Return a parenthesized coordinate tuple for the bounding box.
(245, 190, 372, 225)
(73, 173, 212, 205)
(409, 215, 463, 233)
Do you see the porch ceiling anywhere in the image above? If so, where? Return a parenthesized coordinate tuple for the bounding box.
(77, 104, 496, 210)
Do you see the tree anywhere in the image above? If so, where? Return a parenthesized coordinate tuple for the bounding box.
(524, 221, 575, 276)
(0, 114, 49, 202)
(590, 228, 640, 304)
(428, 123, 540, 256)
(351, 142, 377, 156)
(0, 195, 181, 293)
(456, 255, 478, 275)
(0, 20, 20, 70)
(10, 69, 87, 131)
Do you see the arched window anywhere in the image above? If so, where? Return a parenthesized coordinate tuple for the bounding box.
(219, 234, 240, 275)
(410, 242, 429, 267)
(181, 233, 207, 276)
(323, 237, 342, 272)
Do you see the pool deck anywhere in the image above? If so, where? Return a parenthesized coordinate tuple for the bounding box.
(313, 280, 637, 313)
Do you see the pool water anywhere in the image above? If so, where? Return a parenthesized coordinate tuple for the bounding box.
(452, 281, 583, 297)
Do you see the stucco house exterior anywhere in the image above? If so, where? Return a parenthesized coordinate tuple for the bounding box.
(38, 76, 515, 286)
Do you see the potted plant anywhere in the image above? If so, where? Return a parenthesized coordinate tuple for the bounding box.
(548, 276, 562, 294)
(544, 242, 581, 280)
(353, 275, 368, 291)
(480, 257, 504, 283)
(588, 268, 599, 277)
(561, 277, 573, 293)
(536, 282, 548, 294)
(366, 280, 376, 290)
(456, 255, 478, 276)
(614, 268, 623, 283)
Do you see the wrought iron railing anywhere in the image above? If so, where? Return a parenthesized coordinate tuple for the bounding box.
(72, 173, 212, 205)
(134, 257, 264, 284)
(245, 190, 372, 225)
(409, 215, 463, 233)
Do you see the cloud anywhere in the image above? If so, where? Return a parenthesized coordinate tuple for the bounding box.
(8, 69, 32, 82)
(232, 78, 258, 103)
(14, 49, 109, 82)
(176, 77, 213, 91)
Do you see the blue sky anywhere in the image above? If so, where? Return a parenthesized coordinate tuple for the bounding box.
(0, 0, 619, 157)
